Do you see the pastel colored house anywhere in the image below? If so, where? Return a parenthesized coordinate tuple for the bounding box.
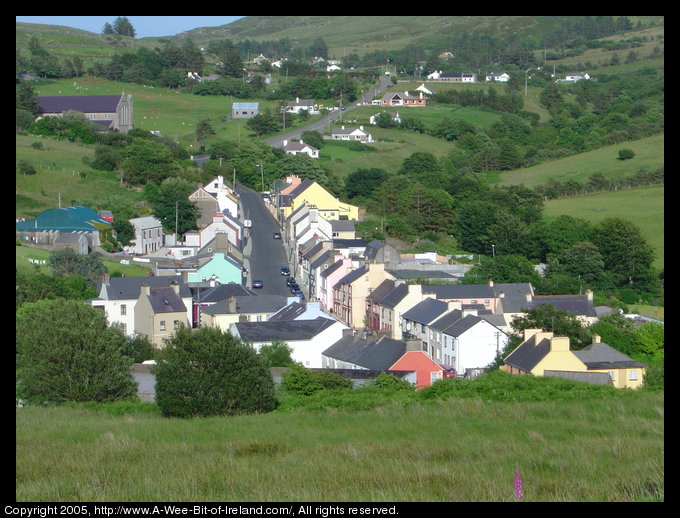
(389, 350, 444, 389)
(379, 91, 427, 107)
(276, 178, 360, 223)
(201, 175, 239, 219)
(133, 282, 189, 347)
(365, 280, 425, 340)
(332, 262, 395, 328)
(187, 252, 243, 285)
(202, 295, 291, 330)
(502, 329, 647, 389)
(319, 257, 354, 313)
(90, 275, 193, 337)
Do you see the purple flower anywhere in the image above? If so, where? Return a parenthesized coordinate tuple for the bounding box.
(515, 468, 523, 500)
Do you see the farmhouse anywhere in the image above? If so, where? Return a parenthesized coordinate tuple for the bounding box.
(231, 102, 259, 118)
(37, 93, 133, 133)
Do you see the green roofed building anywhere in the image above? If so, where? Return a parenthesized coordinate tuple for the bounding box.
(16, 205, 113, 251)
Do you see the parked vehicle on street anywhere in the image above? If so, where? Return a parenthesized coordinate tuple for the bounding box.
(273, 232, 281, 239)
(291, 289, 305, 299)
(252, 280, 263, 289)
(281, 266, 290, 276)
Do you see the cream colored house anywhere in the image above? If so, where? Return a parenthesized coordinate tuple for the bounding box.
(133, 283, 189, 347)
(201, 295, 291, 331)
(279, 178, 360, 223)
(502, 329, 647, 389)
(332, 262, 395, 328)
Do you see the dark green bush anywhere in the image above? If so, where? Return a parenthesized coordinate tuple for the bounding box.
(280, 365, 352, 396)
(153, 327, 277, 418)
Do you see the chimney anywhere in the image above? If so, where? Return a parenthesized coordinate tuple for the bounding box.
(283, 139, 288, 147)
(141, 284, 151, 297)
(585, 289, 593, 301)
(228, 296, 237, 313)
(447, 300, 462, 312)
(296, 97, 300, 103)
(102, 272, 111, 285)
(592, 334, 601, 344)
(487, 278, 494, 287)
(170, 280, 180, 294)
(525, 291, 532, 302)
(405, 338, 421, 352)
(550, 336, 570, 353)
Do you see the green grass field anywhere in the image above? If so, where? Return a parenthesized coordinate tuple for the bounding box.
(16, 389, 664, 502)
(543, 186, 664, 269)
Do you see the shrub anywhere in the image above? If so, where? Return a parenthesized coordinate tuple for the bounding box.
(16, 299, 137, 404)
(280, 365, 352, 396)
(618, 148, 635, 160)
(153, 327, 277, 418)
(368, 372, 413, 391)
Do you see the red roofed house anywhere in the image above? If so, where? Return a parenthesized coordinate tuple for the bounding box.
(390, 350, 444, 389)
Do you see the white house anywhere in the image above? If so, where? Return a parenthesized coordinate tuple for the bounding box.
(285, 98, 317, 114)
(281, 139, 319, 158)
(562, 73, 591, 82)
(485, 72, 510, 82)
(183, 214, 242, 249)
(128, 216, 164, 255)
(229, 317, 348, 368)
(203, 175, 238, 218)
(327, 125, 373, 142)
(429, 308, 508, 376)
(90, 275, 193, 337)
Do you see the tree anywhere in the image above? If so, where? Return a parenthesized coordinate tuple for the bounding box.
(16, 299, 137, 403)
(47, 248, 106, 286)
(510, 304, 592, 349)
(258, 340, 296, 368)
(113, 17, 136, 37)
(147, 177, 200, 235)
(344, 168, 388, 199)
(18, 160, 36, 176)
(153, 326, 277, 418)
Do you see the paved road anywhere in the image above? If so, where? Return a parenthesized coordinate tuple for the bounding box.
(265, 75, 392, 148)
(236, 184, 292, 297)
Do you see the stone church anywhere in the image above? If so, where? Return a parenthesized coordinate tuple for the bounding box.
(37, 92, 134, 133)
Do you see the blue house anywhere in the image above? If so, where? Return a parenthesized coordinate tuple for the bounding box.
(187, 253, 243, 285)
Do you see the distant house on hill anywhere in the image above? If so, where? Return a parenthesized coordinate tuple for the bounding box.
(231, 102, 259, 118)
(37, 93, 133, 133)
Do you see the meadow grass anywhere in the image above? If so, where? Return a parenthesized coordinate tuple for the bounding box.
(16, 382, 663, 502)
(543, 186, 664, 269)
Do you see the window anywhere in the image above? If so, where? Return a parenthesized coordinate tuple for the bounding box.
(173, 320, 180, 330)
(629, 369, 638, 381)
(120, 304, 126, 315)
(160, 321, 166, 331)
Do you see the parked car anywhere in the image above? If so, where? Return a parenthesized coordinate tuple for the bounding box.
(280, 266, 290, 276)
(252, 280, 263, 289)
(273, 232, 281, 239)
(286, 277, 297, 287)
(291, 289, 305, 299)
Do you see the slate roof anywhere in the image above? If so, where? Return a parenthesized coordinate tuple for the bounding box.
(233, 317, 337, 342)
(573, 342, 647, 370)
(198, 283, 256, 303)
(322, 335, 407, 371)
(232, 102, 259, 110)
(334, 265, 368, 289)
(320, 259, 344, 278)
(38, 95, 121, 115)
(528, 295, 597, 317)
(146, 286, 187, 313)
(95, 277, 191, 301)
(401, 298, 449, 324)
(202, 294, 289, 315)
(503, 334, 552, 372)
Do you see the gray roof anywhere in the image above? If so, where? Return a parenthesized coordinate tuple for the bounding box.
(492, 283, 534, 313)
(423, 284, 495, 300)
(401, 298, 449, 324)
(232, 102, 259, 110)
(322, 335, 407, 371)
(39, 95, 121, 115)
(439, 314, 483, 337)
(234, 317, 337, 342)
(334, 265, 368, 289)
(95, 277, 191, 301)
(528, 295, 597, 317)
(320, 259, 344, 278)
(202, 294, 288, 315)
(145, 286, 187, 313)
(330, 219, 355, 232)
(198, 283, 256, 303)
(503, 334, 551, 372)
(573, 342, 647, 370)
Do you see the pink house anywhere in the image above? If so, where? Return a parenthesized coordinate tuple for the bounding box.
(319, 257, 353, 313)
(390, 351, 444, 389)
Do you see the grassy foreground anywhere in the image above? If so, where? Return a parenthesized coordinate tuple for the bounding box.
(16, 388, 663, 502)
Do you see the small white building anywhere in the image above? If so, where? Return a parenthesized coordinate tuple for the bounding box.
(485, 72, 510, 82)
(128, 216, 164, 255)
(282, 139, 319, 158)
(327, 125, 373, 142)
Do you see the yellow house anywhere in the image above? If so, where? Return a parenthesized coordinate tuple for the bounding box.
(201, 295, 289, 332)
(134, 283, 188, 347)
(502, 329, 647, 389)
(278, 178, 359, 223)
